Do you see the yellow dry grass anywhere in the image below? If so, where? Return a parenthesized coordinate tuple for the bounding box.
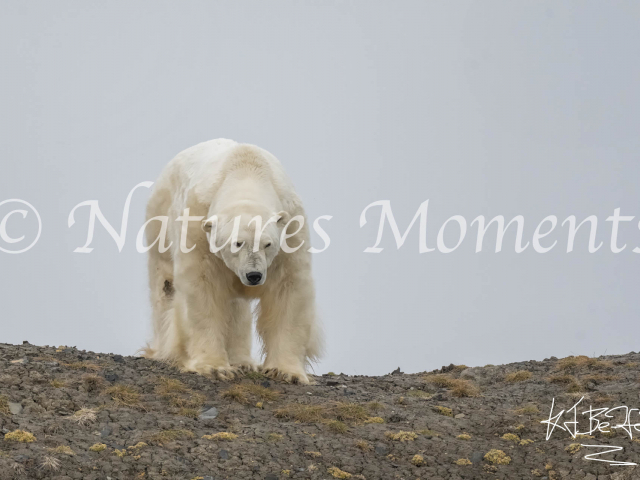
(48, 445, 75, 456)
(222, 384, 279, 404)
(202, 432, 238, 441)
(513, 405, 539, 415)
(504, 370, 532, 382)
(556, 356, 612, 372)
(355, 440, 372, 451)
(105, 384, 142, 408)
(274, 401, 370, 430)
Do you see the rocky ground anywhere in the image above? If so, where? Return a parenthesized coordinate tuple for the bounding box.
(1, 342, 640, 480)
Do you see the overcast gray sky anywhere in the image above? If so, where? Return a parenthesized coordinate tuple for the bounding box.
(1, 1, 639, 375)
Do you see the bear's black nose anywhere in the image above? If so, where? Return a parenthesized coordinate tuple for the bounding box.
(246, 272, 262, 285)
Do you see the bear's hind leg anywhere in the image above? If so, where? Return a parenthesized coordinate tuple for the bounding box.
(144, 247, 175, 359)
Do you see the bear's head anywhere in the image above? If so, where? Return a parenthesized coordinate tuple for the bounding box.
(202, 201, 291, 286)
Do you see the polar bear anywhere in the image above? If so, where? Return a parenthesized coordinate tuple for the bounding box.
(144, 139, 322, 384)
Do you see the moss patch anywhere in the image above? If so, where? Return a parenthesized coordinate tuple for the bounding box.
(434, 406, 453, 417)
(4, 430, 36, 443)
(385, 431, 418, 442)
(501, 433, 519, 443)
(0, 395, 9, 415)
(484, 449, 511, 465)
(327, 466, 352, 479)
(565, 443, 581, 454)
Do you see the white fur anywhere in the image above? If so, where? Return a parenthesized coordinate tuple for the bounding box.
(144, 139, 322, 384)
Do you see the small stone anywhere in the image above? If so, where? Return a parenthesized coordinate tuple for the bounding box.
(260, 380, 271, 388)
(454, 413, 465, 419)
(460, 368, 476, 379)
(199, 407, 219, 420)
(10, 357, 28, 365)
(100, 426, 112, 438)
(265, 475, 278, 480)
(8, 402, 23, 415)
(112, 355, 124, 363)
(219, 449, 229, 460)
(470, 451, 484, 465)
(391, 367, 403, 375)
(104, 372, 119, 382)
(440, 363, 455, 373)
(375, 444, 388, 455)
(388, 413, 404, 423)
(203, 477, 214, 480)
(306, 392, 313, 395)
(326, 380, 339, 386)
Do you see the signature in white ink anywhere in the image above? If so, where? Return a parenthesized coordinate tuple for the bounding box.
(541, 397, 640, 466)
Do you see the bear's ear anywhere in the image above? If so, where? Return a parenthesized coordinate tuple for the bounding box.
(201, 218, 213, 233)
(276, 211, 291, 226)
(202, 214, 225, 233)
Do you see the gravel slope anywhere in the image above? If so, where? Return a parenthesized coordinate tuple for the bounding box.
(1, 342, 640, 480)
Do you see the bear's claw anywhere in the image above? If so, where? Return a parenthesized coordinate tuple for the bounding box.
(182, 361, 241, 380)
(261, 367, 315, 385)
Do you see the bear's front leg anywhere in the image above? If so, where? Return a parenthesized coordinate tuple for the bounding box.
(226, 298, 258, 372)
(175, 256, 240, 380)
(257, 278, 320, 384)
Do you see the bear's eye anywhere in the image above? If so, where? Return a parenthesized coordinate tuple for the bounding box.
(235, 241, 243, 248)
(265, 243, 271, 248)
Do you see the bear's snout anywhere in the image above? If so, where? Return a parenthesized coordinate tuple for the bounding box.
(246, 271, 263, 285)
